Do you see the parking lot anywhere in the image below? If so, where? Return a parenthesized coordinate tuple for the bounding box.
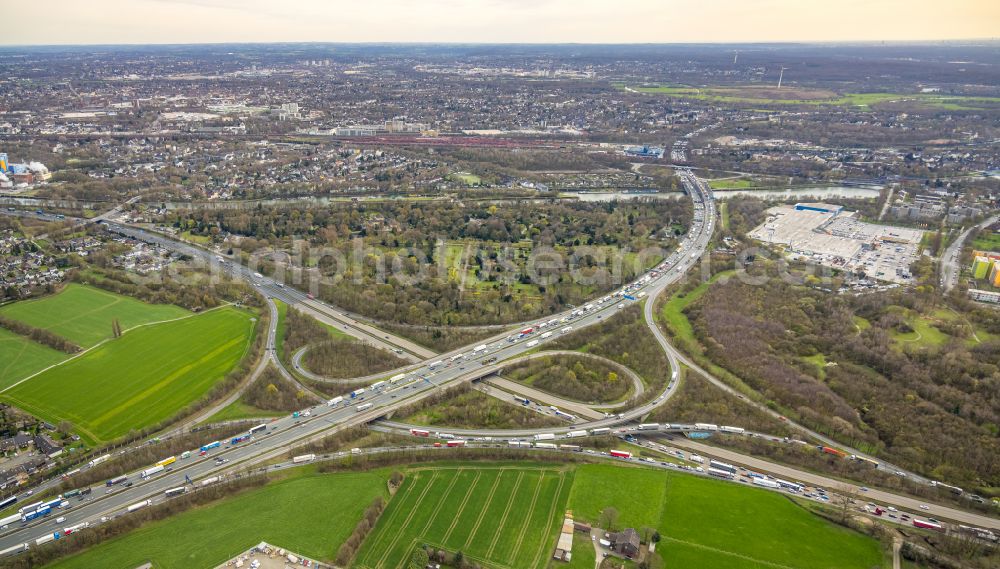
(749, 204, 923, 284)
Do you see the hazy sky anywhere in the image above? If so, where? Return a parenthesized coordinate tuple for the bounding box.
(3, 0, 998, 45)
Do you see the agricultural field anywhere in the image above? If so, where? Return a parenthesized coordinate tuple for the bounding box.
(616, 83, 1000, 110)
(35, 461, 887, 569)
(0, 284, 189, 348)
(354, 464, 573, 569)
(0, 326, 68, 390)
(43, 469, 389, 569)
(1, 306, 256, 444)
(567, 463, 886, 569)
(658, 473, 884, 569)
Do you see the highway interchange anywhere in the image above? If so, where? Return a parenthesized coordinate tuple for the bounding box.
(1, 170, 998, 554)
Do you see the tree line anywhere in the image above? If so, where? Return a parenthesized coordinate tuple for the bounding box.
(0, 314, 81, 354)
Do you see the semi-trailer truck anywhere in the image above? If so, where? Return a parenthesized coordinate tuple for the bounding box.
(106, 475, 128, 487)
(87, 454, 111, 468)
(292, 454, 316, 464)
(140, 465, 164, 479)
(155, 456, 177, 467)
(126, 500, 152, 513)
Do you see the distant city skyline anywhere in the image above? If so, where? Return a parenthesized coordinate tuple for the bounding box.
(2, 0, 998, 46)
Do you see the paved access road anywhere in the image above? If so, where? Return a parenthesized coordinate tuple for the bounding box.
(941, 214, 999, 291)
(0, 175, 714, 551)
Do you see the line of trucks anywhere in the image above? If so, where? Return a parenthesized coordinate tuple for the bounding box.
(0, 421, 275, 556)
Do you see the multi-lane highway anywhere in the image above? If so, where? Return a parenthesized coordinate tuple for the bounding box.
(0, 169, 715, 551)
(2, 172, 995, 554)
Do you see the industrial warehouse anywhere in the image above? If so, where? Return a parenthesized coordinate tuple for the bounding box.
(748, 203, 924, 284)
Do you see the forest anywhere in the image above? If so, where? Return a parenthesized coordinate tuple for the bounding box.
(165, 199, 691, 325)
(682, 271, 1000, 487)
(504, 354, 630, 404)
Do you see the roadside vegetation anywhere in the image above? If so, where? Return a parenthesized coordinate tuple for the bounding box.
(549, 305, 670, 407)
(280, 303, 350, 363)
(661, 262, 1000, 489)
(242, 364, 320, 412)
(650, 370, 792, 436)
(396, 383, 563, 430)
(503, 353, 632, 404)
(302, 339, 408, 379)
(381, 322, 498, 353)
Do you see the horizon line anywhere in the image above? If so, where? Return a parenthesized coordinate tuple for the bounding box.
(2, 38, 1000, 49)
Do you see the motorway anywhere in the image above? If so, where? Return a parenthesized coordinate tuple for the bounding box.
(0, 169, 715, 551)
(2, 173, 996, 552)
(647, 434, 1000, 530)
(940, 213, 999, 292)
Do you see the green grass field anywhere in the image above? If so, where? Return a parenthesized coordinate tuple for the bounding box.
(660, 271, 734, 347)
(659, 474, 885, 569)
(36, 461, 886, 569)
(617, 83, 1000, 110)
(709, 178, 754, 190)
(0, 284, 189, 348)
(971, 232, 1000, 252)
(44, 468, 389, 569)
(0, 327, 68, 390)
(354, 465, 573, 569)
(568, 464, 885, 569)
(1, 306, 256, 444)
(449, 172, 482, 186)
(567, 463, 667, 529)
(887, 308, 950, 348)
(202, 399, 281, 424)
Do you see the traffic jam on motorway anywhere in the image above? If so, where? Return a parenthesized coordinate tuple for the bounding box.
(396, 423, 998, 544)
(17, 174, 992, 554)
